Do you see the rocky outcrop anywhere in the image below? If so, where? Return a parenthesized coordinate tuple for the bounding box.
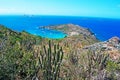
(83, 36, 120, 60)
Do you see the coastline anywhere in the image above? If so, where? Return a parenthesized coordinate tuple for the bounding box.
(0, 15, 120, 40)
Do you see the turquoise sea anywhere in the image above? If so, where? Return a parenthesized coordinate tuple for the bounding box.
(0, 15, 120, 40)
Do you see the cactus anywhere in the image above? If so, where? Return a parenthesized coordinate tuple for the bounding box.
(39, 40, 64, 80)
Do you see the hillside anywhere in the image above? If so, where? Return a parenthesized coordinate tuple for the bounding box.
(0, 24, 120, 80)
(0, 25, 43, 54)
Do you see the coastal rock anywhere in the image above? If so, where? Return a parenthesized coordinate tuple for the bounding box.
(108, 36, 120, 45)
(83, 36, 120, 60)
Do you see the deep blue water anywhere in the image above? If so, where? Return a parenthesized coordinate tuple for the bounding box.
(0, 15, 120, 40)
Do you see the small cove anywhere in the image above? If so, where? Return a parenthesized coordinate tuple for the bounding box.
(0, 15, 120, 40)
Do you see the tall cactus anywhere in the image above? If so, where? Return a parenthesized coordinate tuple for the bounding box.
(39, 40, 64, 80)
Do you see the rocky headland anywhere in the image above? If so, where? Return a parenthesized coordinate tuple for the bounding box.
(41, 24, 99, 46)
(41, 24, 96, 38)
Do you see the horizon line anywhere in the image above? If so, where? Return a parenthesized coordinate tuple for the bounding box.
(0, 14, 120, 19)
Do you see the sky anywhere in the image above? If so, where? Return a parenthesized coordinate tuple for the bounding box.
(0, 0, 120, 18)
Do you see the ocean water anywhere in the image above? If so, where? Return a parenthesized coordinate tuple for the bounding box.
(0, 15, 120, 40)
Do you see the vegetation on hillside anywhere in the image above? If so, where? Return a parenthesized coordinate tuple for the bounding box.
(0, 25, 120, 80)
